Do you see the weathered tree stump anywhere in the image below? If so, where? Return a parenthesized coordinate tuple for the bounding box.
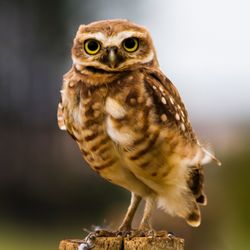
(59, 233, 184, 250)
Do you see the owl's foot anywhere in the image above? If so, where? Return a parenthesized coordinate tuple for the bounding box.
(93, 228, 170, 239)
(116, 226, 134, 237)
(94, 229, 115, 237)
(117, 193, 142, 237)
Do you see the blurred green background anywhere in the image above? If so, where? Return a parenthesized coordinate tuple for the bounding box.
(0, 0, 250, 249)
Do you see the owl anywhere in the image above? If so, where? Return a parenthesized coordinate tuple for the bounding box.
(58, 19, 220, 233)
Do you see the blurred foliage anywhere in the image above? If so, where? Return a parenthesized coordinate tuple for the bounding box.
(0, 1, 249, 250)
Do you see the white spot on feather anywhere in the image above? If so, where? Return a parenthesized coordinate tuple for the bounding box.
(175, 113, 180, 121)
(169, 97, 174, 105)
(161, 114, 167, 122)
(59, 124, 67, 131)
(105, 97, 126, 119)
(181, 123, 186, 131)
(161, 97, 167, 104)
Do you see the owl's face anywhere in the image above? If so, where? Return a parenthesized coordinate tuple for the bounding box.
(72, 19, 158, 73)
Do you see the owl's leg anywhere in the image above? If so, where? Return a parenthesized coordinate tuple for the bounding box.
(139, 196, 155, 231)
(118, 192, 142, 232)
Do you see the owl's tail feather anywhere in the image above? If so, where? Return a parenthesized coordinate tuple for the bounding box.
(185, 204, 201, 227)
(196, 192, 207, 206)
(158, 196, 202, 227)
(157, 190, 202, 227)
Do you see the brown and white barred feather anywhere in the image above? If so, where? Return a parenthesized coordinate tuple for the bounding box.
(57, 19, 220, 229)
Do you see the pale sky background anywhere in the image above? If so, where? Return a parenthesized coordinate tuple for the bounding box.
(68, 0, 250, 123)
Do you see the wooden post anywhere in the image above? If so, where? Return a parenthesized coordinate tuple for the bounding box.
(59, 232, 184, 250)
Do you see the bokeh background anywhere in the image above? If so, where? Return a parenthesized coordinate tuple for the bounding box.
(0, 0, 250, 249)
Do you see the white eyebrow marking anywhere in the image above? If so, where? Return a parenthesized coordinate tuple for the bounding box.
(80, 31, 145, 47)
(73, 31, 155, 67)
(79, 32, 106, 42)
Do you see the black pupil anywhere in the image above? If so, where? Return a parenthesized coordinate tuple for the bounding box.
(125, 38, 136, 49)
(88, 40, 98, 51)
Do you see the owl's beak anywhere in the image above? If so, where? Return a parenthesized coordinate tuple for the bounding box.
(107, 47, 118, 69)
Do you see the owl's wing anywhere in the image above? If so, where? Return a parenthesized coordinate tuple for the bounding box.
(57, 102, 67, 130)
(143, 67, 221, 166)
(57, 68, 75, 131)
(143, 67, 196, 142)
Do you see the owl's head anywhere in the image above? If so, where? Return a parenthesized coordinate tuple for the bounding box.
(72, 19, 158, 75)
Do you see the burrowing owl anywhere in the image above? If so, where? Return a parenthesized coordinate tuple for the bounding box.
(58, 19, 220, 232)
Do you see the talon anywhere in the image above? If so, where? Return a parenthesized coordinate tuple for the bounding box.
(94, 229, 114, 237)
(116, 229, 133, 237)
(116, 231, 124, 237)
(131, 228, 156, 237)
(138, 231, 146, 237)
(147, 229, 156, 237)
(168, 231, 175, 237)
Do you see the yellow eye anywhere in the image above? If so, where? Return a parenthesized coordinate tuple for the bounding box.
(84, 39, 101, 55)
(123, 37, 139, 52)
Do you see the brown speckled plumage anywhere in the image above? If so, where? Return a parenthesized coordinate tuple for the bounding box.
(58, 19, 220, 231)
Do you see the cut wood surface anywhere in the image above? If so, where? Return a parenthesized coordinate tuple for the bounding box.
(59, 234, 184, 250)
